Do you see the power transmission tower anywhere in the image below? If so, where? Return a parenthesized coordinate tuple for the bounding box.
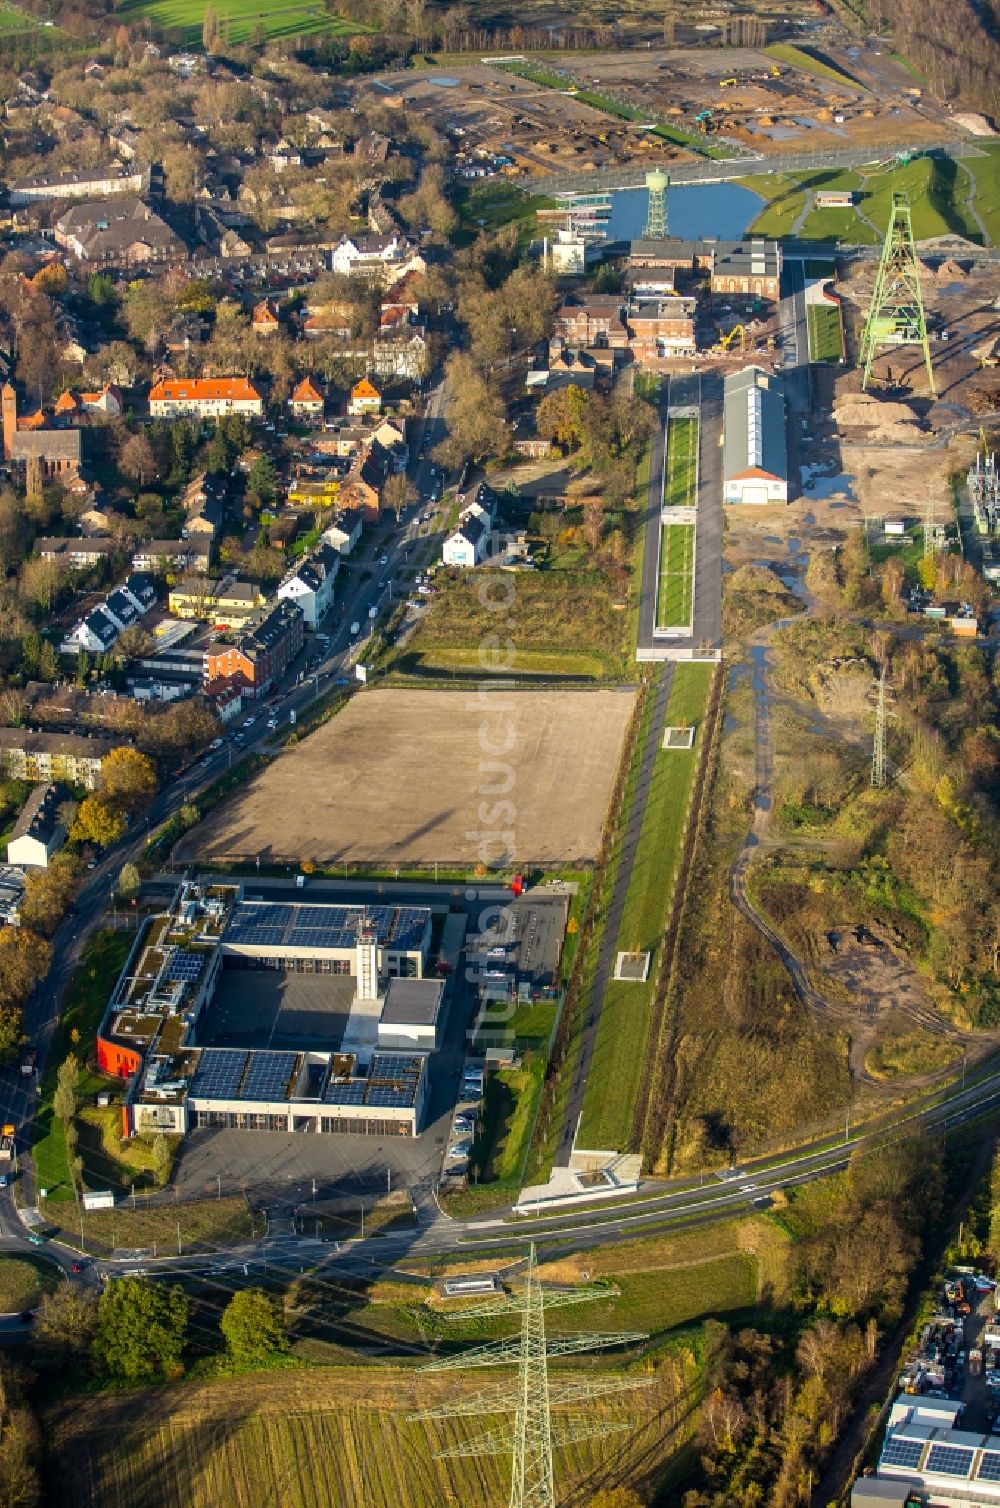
(411, 1245, 653, 1508)
(923, 486, 937, 560)
(644, 169, 668, 239)
(860, 191, 935, 397)
(872, 668, 888, 789)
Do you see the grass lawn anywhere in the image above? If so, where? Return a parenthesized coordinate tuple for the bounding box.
(663, 416, 697, 509)
(862, 156, 982, 243)
(118, 0, 365, 45)
(741, 175, 810, 239)
(0, 1255, 60, 1312)
(33, 931, 133, 1203)
(807, 303, 844, 363)
(764, 41, 860, 87)
(800, 204, 879, 244)
(452, 180, 555, 249)
(0, 1, 48, 30)
(578, 664, 713, 1151)
(42, 1194, 255, 1254)
(399, 570, 632, 680)
(656, 523, 694, 630)
(962, 145, 1000, 246)
(440, 1060, 545, 1215)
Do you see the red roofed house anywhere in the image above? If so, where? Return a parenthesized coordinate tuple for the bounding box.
(288, 376, 325, 422)
(252, 299, 280, 336)
(148, 377, 264, 418)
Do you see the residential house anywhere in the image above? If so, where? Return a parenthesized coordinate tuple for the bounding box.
(60, 572, 157, 655)
(322, 507, 363, 556)
(276, 542, 340, 629)
(288, 376, 325, 422)
(443, 510, 491, 568)
(0, 731, 113, 791)
(252, 299, 280, 336)
(168, 577, 264, 627)
(553, 295, 629, 350)
(148, 377, 264, 419)
(183, 494, 224, 539)
(54, 198, 187, 266)
(626, 295, 697, 365)
(203, 599, 304, 700)
(8, 162, 148, 205)
(331, 232, 406, 280)
(131, 537, 213, 575)
(348, 378, 382, 417)
(52, 385, 123, 421)
(36, 536, 117, 569)
(340, 440, 392, 522)
(7, 784, 67, 869)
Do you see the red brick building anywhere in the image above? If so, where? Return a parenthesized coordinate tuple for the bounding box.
(203, 599, 303, 700)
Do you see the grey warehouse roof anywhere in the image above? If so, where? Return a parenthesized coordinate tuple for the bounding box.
(722, 366, 787, 484)
(381, 976, 444, 1026)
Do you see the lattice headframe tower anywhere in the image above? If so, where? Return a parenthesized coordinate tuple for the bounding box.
(411, 1244, 654, 1508)
(860, 191, 935, 396)
(644, 170, 668, 240)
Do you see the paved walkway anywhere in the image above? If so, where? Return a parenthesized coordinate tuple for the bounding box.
(554, 665, 674, 1165)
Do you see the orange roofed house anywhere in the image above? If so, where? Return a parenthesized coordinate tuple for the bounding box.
(348, 377, 381, 416)
(148, 377, 264, 419)
(288, 376, 325, 422)
(252, 299, 280, 336)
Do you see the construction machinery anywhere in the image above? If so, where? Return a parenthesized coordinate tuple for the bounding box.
(860, 190, 935, 396)
(719, 76, 737, 87)
(716, 323, 748, 353)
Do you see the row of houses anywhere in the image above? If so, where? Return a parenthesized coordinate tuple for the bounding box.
(60, 571, 158, 656)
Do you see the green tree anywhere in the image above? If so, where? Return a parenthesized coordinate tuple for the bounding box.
(116, 862, 140, 901)
(220, 1287, 289, 1367)
(95, 1277, 188, 1382)
(246, 454, 277, 506)
(53, 1054, 80, 1126)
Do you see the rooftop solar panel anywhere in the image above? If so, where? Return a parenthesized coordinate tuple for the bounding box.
(978, 1453, 1000, 1483)
(925, 1444, 974, 1478)
(241, 1051, 297, 1101)
(191, 1049, 248, 1098)
(881, 1437, 923, 1470)
(164, 951, 204, 982)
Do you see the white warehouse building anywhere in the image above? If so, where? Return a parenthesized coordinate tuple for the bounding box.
(722, 366, 788, 506)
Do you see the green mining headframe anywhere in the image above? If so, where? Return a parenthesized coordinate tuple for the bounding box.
(860, 189, 935, 397)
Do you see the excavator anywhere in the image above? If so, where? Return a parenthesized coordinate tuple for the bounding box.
(716, 324, 748, 353)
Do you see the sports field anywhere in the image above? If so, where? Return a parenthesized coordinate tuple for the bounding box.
(183, 687, 636, 867)
(663, 416, 698, 508)
(118, 0, 365, 46)
(656, 523, 694, 630)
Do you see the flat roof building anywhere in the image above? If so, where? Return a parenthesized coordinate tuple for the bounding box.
(722, 366, 788, 506)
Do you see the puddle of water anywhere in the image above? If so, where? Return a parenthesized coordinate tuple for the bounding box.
(802, 512, 816, 526)
(801, 462, 857, 501)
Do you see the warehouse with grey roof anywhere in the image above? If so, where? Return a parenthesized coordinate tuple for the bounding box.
(722, 366, 788, 506)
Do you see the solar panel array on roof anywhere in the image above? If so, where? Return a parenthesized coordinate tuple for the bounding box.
(241, 1051, 297, 1102)
(164, 951, 204, 983)
(324, 1079, 367, 1104)
(881, 1437, 924, 1470)
(925, 1444, 974, 1478)
(321, 1053, 424, 1109)
(191, 1049, 248, 1098)
(978, 1452, 1000, 1483)
(225, 900, 429, 953)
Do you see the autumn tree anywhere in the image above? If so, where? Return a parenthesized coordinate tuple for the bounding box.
(20, 855, 77, 937)
(384, 472, 416, 522)
(70, 795, 125, 848)
(116, 862, 141, 901)
(101, 748, 158, 811)
(119, 433, 158, 487)
(437, 353, 508, 467)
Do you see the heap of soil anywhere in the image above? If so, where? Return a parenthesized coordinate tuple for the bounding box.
(833, 392, 922, 443)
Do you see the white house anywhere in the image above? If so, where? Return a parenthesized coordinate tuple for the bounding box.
(61, 606, 119, 655)
(332, 233, 407, 279)
(443, 509, 490, 568)
(322, 508, 363, 556)
(7, 784, 67, 869)
(276, 542, 340, 629)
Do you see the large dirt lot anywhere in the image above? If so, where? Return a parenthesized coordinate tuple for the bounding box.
(184, 688, 636, 867)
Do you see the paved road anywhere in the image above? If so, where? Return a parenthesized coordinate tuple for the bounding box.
(553, 666, 673, 1166)
(690, 372, 722, 656)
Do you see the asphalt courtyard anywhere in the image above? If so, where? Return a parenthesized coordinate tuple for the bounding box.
(196, 970, 355, 1052)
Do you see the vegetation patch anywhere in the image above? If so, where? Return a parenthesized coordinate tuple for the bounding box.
(663, 416, 698, 509)
(807, 303, 845, 363)
(118, 0, 367, 47)
(578, 665, 713, 1152)
(42, 1194, 255, 1254)
(0, 1255, 58, 1313)
(864, 1025, 964, 1081)
(656, 523, 695, 630)
(764, 41, 860, 87)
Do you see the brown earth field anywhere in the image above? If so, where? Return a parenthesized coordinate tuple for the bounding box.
(183, 687, 636, 867)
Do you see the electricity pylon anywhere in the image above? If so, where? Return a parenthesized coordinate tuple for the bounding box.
(923, 485, 937, 560)
(860, 191, 935, 396)
(644, 169, 668, 239)
(872, 668, 890, 789)
(411, 1244, 653, 1508)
